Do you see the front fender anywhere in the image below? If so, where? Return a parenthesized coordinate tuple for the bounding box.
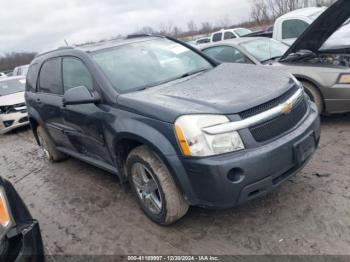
(108, 117, 196, 202)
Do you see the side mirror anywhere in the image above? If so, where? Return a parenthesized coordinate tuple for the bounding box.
(63, 86, 100, 106)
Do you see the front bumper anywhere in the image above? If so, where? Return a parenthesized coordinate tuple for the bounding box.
(0, 179, 44, 261)
(0, 112, 29, 134)
(168, 102, 321, 208)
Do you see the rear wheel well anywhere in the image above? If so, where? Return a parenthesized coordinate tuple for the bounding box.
(29, 117, 39, 143)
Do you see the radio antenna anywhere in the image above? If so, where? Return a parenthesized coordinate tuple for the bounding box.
(64, 39, 69, 46)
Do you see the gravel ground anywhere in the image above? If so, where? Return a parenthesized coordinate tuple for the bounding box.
(0, 114, 349, 255)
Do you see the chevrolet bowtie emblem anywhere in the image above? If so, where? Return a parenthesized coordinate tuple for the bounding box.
(281, 101, 293, 114)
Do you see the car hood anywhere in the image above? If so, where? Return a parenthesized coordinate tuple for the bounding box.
(117, 63, 295, 123)
(281, 0, 350, 59)
(0, 92, 25, 107)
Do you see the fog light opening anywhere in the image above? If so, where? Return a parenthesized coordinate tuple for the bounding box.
(227, 168, 245, 183)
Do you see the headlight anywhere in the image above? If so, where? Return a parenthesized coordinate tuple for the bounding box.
(175, 115, 245, 157)
(0, 189, 11, 228)
(338, 74, 350, 84)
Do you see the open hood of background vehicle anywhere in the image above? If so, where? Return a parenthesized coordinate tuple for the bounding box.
(281, 0, 350, 59)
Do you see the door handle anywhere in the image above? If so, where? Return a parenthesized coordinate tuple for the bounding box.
(36, 98, 42, 104)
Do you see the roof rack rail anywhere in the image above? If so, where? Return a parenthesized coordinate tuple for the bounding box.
(35, 46, 74, 58)
(126, 34, 153, 39)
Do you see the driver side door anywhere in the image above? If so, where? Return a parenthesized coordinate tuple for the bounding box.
(61, 57, 113, 164)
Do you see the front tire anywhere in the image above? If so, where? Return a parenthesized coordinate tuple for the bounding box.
(126, 146, 189, 225)
(37, 126, 67, 162)
(301, 81, 324, 114)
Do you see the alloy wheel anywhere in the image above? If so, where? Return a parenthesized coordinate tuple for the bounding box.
(131, 163, 163, 215)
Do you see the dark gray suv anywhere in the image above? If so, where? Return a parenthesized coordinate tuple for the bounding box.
(25, 36, 321, 225)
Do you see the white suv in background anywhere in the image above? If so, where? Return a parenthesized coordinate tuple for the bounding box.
(210, 28, 252, 42)
(13, 64, 30, 77)
(272, 7, 326, 45)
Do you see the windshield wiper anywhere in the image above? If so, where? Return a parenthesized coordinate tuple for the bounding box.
(180, 68, 210, 79)
(261, 56, 282, 63)
(132, 68, 211, 92)
(280, 50, 317, 63)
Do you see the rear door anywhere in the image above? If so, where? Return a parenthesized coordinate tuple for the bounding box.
(34, 58, 71, 147)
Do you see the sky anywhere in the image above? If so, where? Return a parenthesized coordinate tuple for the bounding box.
(0, 0, 251, 55)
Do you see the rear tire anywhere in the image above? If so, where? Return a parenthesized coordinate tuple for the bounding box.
(37, 126, 67, 162)
(301, 81, 324, 114)
(126, 146, 189, 225)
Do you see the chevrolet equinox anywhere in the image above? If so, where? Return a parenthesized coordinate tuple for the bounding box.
(25, 36, 321, 225)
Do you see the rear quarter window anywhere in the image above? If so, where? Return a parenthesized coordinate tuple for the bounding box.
(212, 33, 222, 42)
(26, 63, 38, 92)
(282, 19, 309, 39)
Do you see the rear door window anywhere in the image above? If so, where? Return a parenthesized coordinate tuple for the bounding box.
(38, 58, 63, 95)
(62, 57, 94, 92)
(224, 32, 236, 40)
(212, 33, 223, 42)
(282, 19, 309, 39)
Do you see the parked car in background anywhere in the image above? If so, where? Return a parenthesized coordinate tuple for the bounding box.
(273, 3, 350, 48)
(26, 35, 320, 225)
(13, 64, 29, 77)
(195, 37, 211, 45)
(273, 7, 326, 46)
(210, 28, 252, 42)
(0, 76, 29, 134)
(0, 73, 7, 79)
(244, 25, 274, 38)
(200, 0, 350, 114)
(0, 176, 44, 261)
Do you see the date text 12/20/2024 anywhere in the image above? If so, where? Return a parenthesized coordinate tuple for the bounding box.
(127, 256, 220, 261)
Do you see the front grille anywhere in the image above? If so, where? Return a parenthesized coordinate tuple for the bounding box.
(249, 96, 308, 142)
(19, 117, 28, 123)
(13, 103, 27, 113)
(240, 85, 299, 119)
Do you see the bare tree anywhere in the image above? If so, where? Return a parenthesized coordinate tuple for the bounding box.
(159, 21, 174, 35)
(216, 15, 231, 29)
(172, 26, 183, 37)
(139, 26, 156, 35)
(250, 0, 270, 24)
(250, 0, 335, 24)
(187, 20, 197, 33)
(0, 52, 36, 72)
(200, 22, 213, 34)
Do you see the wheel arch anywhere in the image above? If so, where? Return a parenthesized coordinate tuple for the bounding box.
(294, 74, 326, 111)
(111, 130, 184, 193)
